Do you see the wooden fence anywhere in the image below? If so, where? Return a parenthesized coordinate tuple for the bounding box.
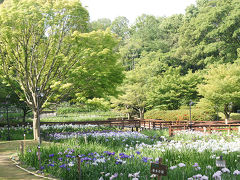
(1, 116, 240, 135)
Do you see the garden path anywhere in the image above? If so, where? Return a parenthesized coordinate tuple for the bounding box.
(0, 140, 44, 180)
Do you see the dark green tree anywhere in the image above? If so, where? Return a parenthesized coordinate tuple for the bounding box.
(177, 0, 240, 70)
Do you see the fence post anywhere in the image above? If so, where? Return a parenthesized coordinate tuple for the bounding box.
(203, 127, 207, 133)
(169, 126, 173, 136)
(37, 145, 41, 171)
(209, 125, 212, 134)
(136, 120, 139, 132)
(23, 134, 26, 151)
(149, 120, 151, 130)
(20, 141, 24, 155)
(228, 125, 231, 135)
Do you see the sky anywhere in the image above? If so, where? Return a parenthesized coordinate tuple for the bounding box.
(81, 0, 197, 24)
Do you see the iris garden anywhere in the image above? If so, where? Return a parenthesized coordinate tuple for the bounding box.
(11, 124, 239, 180)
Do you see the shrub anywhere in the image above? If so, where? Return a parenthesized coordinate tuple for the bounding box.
(145, 107, 215, 121)
(230, 113, 240, 120)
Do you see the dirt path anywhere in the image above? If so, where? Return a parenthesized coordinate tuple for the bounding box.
(0, 140, 44, 180)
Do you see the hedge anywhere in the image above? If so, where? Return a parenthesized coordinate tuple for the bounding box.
(145, 108, 215, 121)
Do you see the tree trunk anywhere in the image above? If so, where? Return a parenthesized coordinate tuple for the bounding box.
(127, 113, 131, 120)
(139, 107, 144, 120)
(224, 104, 230, 124)
(33, 110, 40, 141)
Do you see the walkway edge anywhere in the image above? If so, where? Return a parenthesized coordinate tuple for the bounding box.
(10, 157, 58, 180)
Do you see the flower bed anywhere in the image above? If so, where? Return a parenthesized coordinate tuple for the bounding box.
(0, 124, 119, 141)
(19, 130, 240, 180)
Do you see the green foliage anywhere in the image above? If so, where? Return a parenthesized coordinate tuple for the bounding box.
(111, 61, 151, 119)
(145, 107, 215, 121)
(110, 16, 130, 41)
(177, 0, 240, 70)
(67, 30, 124, 100)
(0, 0, 124, 141)
(229, 113, 240, 120)
(147, 67, 183, 110)
(131, 14, 164, 52)
(147, 67, 203, 110)
(198, 63, 240, 119)
(90, 18, 111, 31)
(0, 0, 89, 108)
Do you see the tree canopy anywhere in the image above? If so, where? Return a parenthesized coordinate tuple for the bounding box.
(1, 0, 240, 122)
(0, 0, 123, 140)
(198, 63, 240, 119)
(177, 0, 240, 70)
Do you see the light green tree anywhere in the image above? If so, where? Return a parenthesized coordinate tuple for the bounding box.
(111, 65, 149, 119)
(110, 16, 130, 41)
(147, 66, 203, 110)
(90, 18, 111, 31)
(198, 63, 240, 122)
(0, 0, 123, 140)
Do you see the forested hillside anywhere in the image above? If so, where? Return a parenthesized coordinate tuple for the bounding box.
(89, 0, 240, 119)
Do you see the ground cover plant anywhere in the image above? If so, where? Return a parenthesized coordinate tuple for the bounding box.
(19, 128, 240, 180)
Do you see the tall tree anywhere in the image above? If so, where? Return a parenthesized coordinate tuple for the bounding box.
(90, 18, 111, 31)
(110, 16, 130, 41)
(112, 70, 148, 120)
(147, 67, 202, 110)
(177, 0, 240, 70)
(0, 0, 123, 140)
(66, 30, 124, 100)
(131, 14, 164, 52)
(198, 63, 240, 122)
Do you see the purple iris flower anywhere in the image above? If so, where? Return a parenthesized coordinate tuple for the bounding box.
(78, 154, 85, 158)
(193, 163, 199, 167)
(120, 154, 129, 159)
(81, 157, 92, 162)
(104, 151, 115, 156)
(142, 157, 148, 163)
(136, 151, 141, 155)
(59, 164, 66, 168)
(48, 163, 54, 167)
